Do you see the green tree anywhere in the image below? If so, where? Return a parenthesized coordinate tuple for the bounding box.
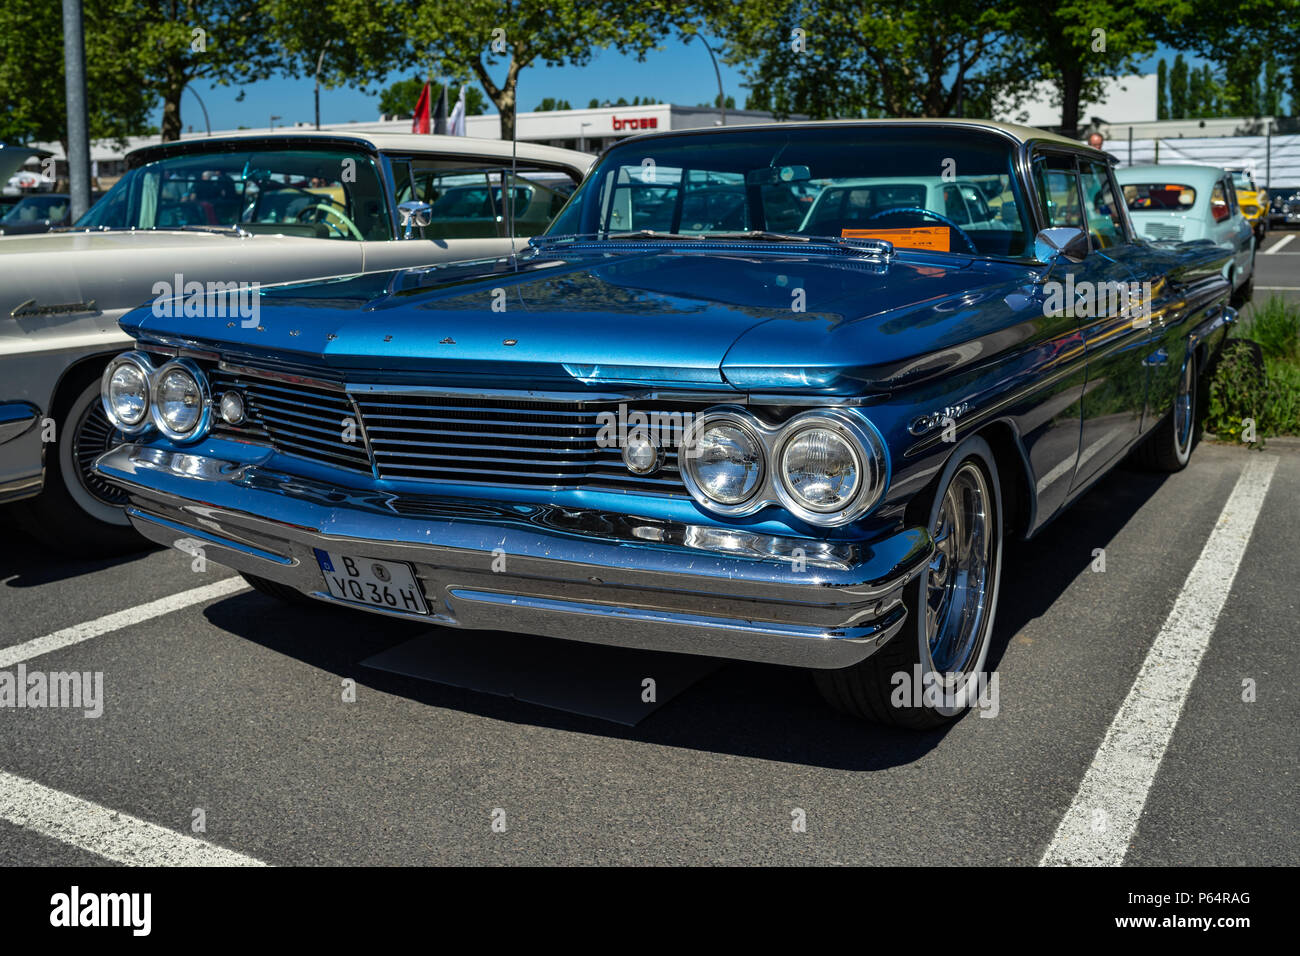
(1262, 57, 1280, 116)
(534, 97, 573, 111)
(1157, 58, 1168, 120)
(0, 0, 154, 150)
(707, 0, 1029, 120)
(122, 1, 283, 141)
(1013, 0, 1169, 137)
(1169, 54, 1189, 119)
(331, 1, 686, 139)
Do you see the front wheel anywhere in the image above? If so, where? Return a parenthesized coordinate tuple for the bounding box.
(813, 436, 1003, 728)
(14, 372, 150, 556)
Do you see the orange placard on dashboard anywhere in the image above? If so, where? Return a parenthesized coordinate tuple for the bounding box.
(840, 227, 950, 251)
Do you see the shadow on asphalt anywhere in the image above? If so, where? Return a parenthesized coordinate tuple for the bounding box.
(195, 456, 1167, 773)
(985, 458, 1169, 674)
(0, 511, 161, 588)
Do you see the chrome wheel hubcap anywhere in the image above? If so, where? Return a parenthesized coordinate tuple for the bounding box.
(73, 400, 129, 506)
(1174, 358, 1195, 456)
(926, 462, 992, 676)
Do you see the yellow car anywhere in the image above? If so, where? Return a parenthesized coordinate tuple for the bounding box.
(1227, 166, 1268, 242)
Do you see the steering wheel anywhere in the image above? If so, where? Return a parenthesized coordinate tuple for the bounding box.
(866, 205, 978, 254)
(294, 202, 364, 240)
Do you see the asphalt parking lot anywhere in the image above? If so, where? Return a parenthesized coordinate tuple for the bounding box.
(0, 439, 1295, 866)
(1247, 227, 1300, 315)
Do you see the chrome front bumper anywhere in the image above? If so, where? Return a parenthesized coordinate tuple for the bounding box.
(95, 444, 931, 669)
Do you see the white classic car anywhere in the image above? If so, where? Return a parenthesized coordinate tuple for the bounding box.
(1116, 164, 1256, 307)
(0, 131, 592, 554)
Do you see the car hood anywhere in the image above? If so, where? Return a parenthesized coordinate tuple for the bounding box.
(0, 229, 362, 320)
(122, 246, 1039, 393)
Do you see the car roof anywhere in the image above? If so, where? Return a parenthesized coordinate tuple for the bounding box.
(614, 118, 1107, 156)
(1115, 164, 1227, 187)
(125, 131, 593, 178)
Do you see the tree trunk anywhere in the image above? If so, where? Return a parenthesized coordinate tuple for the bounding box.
(1060, 63, 1083, 138)
(472, 55, 524, 140)
(161, 68, 186, 142)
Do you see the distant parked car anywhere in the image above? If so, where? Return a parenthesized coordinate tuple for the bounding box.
(1225, 166, 1269, 241)
(0, 192, 105, 235)
(1268, 185, 1300, 228)
(1116, 164, 1255, 306)
(0, 131, 591, 555)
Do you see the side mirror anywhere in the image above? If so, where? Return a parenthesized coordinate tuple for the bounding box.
(397, 200, 433, 239)
(1034, 226, 1089, 265)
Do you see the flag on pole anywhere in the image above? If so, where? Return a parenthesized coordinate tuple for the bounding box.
(433, 84, 449, 135)
(449, 85, 467, 136)
(411, 82, 431, 134)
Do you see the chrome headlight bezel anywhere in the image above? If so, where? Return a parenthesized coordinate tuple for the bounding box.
(679, 408, 767, 515)
(100, 351, 155, 435)
(772, 411, 889, 526)
(678, 406, 889, 526)
(149, 358, 212, 443)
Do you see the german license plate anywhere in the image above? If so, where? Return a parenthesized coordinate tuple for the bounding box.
(314, 549, 429, 615)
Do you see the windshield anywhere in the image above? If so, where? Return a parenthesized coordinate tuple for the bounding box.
(546, 126, 1034, 257)
(1122, 183, 1197, 211)
(3, 195, 69, 223)
(1230, 171, 1255, 190)
(74, 147, 391, 240)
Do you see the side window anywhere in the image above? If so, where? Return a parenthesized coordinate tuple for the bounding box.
(1080, 161, 1126, 249)
(942, 185, 970, 224)
(1033, 157, 1084, 229)
(1211, 180, 1230, 223)
(407, 162, 572, 239)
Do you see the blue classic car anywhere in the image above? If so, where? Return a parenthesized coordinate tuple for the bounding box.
(94, 120, 1234, 727)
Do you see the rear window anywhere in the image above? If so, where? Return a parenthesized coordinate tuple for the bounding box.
(1123, 183, 1196, 211)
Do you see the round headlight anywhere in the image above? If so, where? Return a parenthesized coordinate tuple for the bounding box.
(150, 360, 210, 441)
(100, 352, 154, 433)
(684, 418, 764, 506)
(780, 427, 861, 512)
(774, 412, 888, 524)
(622, 432, 661, 475)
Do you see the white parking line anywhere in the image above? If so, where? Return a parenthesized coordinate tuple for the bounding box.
(1040, 454, 1278, 866)
(1262, 234, 1294, 254)
(0, 768, 266, 866)
(1256, 287, 1300, 291)
(0, 578, 249, 669)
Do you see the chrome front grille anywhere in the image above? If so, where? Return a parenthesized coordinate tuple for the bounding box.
(211, 369, 689, 495)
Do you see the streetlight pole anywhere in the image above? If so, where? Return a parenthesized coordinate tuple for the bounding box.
(269, 114, 282, 132)
(314, 43, 330, 130)
(61, 0, 91, 220)
(689, 34, 726, 126)
(185, 85, 211, 136)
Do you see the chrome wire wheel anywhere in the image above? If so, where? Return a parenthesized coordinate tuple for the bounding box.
(70, 391, 130, 508)
(1173, 357, 1195, 459)
(925, 461, 992, 680)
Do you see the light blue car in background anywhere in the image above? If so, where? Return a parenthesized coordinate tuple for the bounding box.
(1116, 164, 1256, 307)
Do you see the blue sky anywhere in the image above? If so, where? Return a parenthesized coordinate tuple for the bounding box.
(166, 42, 1194, 133)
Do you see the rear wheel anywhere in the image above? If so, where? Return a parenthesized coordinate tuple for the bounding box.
(14, 372, 149, 556)
(813, 436, 1003, 728)
(1135, 351, 1197, 472)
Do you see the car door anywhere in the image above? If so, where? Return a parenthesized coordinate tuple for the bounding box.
(1036, 154, 1148, 491)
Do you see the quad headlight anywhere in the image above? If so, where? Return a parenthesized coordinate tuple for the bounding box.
(681, 415, 765, 508)
(680, 407, 888, 525)
(100, 352, 155, 434)
(150, 359, 210, 441)
(100, 352, 212, 444)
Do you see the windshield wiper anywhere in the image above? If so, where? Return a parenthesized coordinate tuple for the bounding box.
(698, 230, 812, 242)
